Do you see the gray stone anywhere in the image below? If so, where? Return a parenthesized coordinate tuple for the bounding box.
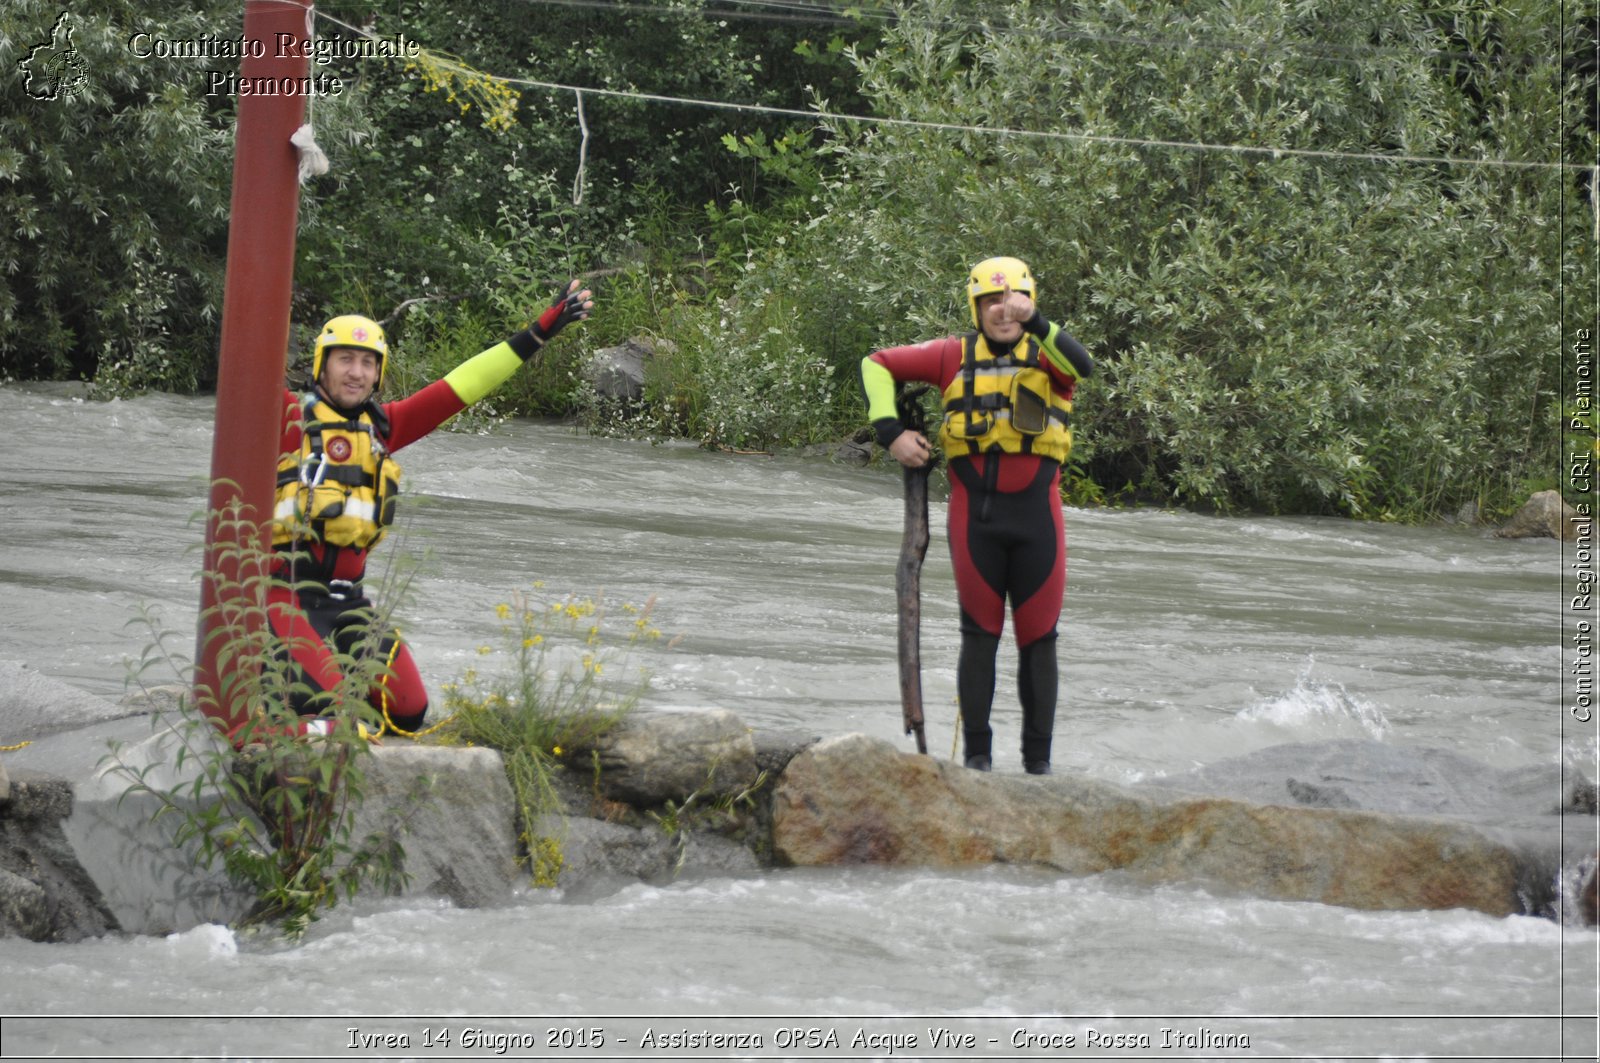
(0, 660, 150, 744)
(352, 743, 523, 908)
(578, 708, 761, 808)
(65, 722, 253, 935)
(752, 728, 821, 777)
(529, 811, 762, 898)
(582, 338, 654, 405)
(1, 772, 118, 941)
(0, 867, 50, 940)
(832, 439, 874, 465)
(1286, 777, 1359, 809)
(529, 813, 679, 892)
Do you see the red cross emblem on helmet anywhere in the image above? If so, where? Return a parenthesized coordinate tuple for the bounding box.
(352, 327, 369, 342)
(990, 271, 1008, 287)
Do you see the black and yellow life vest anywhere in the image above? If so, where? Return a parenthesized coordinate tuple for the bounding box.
(272, 394, 401, 550)
(940, 332, 1073, 463)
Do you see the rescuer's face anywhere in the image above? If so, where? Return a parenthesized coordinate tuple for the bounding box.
(977, 292, 1025, 345)
(319, 347, 380, 408)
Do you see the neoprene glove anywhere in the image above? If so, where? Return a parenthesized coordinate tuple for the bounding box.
(532, 282, 591, 343)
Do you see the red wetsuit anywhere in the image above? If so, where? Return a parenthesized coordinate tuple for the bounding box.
(865, 332, 1083, 769)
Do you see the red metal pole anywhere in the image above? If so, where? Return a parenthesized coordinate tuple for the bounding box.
(194, 0, 313, 730)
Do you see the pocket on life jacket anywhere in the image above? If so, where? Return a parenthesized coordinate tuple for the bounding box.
(1009, 368, 1051, 436)
(374, 456, 401, 528)
(944, 407, 994, 440)
(304, 480, 348, 522)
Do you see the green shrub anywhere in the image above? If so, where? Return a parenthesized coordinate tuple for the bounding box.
(436, 589, 665, 885)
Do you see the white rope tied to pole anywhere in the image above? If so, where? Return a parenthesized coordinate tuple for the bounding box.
(290, 5, 327, 185)
(291, 123, 329, 184)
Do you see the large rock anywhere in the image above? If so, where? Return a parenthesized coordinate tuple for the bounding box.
(351, 743, 523, 907)
(577, 708, 761, 808)
(64, 721, 254, 935)
(528, 812, 759, 898)
(1497, 489, 1583, 541)
(0, 660, 149, 743)
(582, 338, 656, 406)
(1150, 739, 1590, 919)
(772, 734, 1532, 917)
(0, 771, 117, 942)
(62, 730, 526, 931)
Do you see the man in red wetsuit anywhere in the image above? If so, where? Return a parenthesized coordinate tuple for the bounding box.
(860, 257, 1093, 774)
(267, 281, 593, 738)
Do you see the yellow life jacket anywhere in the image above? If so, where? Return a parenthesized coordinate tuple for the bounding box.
(272, 394, 401, 550)
(940, 332, 1073, 463)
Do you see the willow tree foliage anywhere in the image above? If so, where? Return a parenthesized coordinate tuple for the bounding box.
(746, 0, 1593, 517)
(0, 0, 236, 387)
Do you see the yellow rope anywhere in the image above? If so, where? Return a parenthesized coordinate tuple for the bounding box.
(0, 740, 32, 752)
(378, 707, 456, 740)
(373, 629, 455, 740)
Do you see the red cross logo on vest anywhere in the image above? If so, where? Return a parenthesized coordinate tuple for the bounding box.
(327, 437, 353, 462)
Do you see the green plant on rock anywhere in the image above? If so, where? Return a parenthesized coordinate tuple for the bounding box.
(646, 762, 770, 876)
(107, 506, 417, 939)
(438, 588, 668, 885)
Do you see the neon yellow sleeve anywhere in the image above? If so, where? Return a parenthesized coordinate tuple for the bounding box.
(442, 342, 524, 406)
(1038, 321, 1093, 380)
(860, 355, 901, 423)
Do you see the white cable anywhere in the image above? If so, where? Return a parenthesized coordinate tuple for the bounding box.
(311, 8, 1585, 175)
(573, 89, 589, 205)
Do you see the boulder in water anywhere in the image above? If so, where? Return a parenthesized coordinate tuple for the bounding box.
(1496, 490, 1583, 541)
(771, 734, 1555, 919)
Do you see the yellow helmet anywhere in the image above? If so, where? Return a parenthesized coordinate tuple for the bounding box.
(967, 256, 1035, 328)
(312, 314, 389, 388)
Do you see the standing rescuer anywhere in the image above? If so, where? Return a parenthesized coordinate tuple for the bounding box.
(859, 257, 1093, 774)
(266, 281, 593, 739)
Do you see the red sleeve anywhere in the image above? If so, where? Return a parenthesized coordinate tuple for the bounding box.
(280, 389, 302, 454)
(868, 336, 965, 391)
(380, 379, 468, 452)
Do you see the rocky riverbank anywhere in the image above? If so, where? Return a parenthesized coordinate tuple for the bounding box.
(2, 661, 1594, 942)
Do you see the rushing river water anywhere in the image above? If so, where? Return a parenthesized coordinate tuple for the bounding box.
(0, 383, 1594, 1061)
